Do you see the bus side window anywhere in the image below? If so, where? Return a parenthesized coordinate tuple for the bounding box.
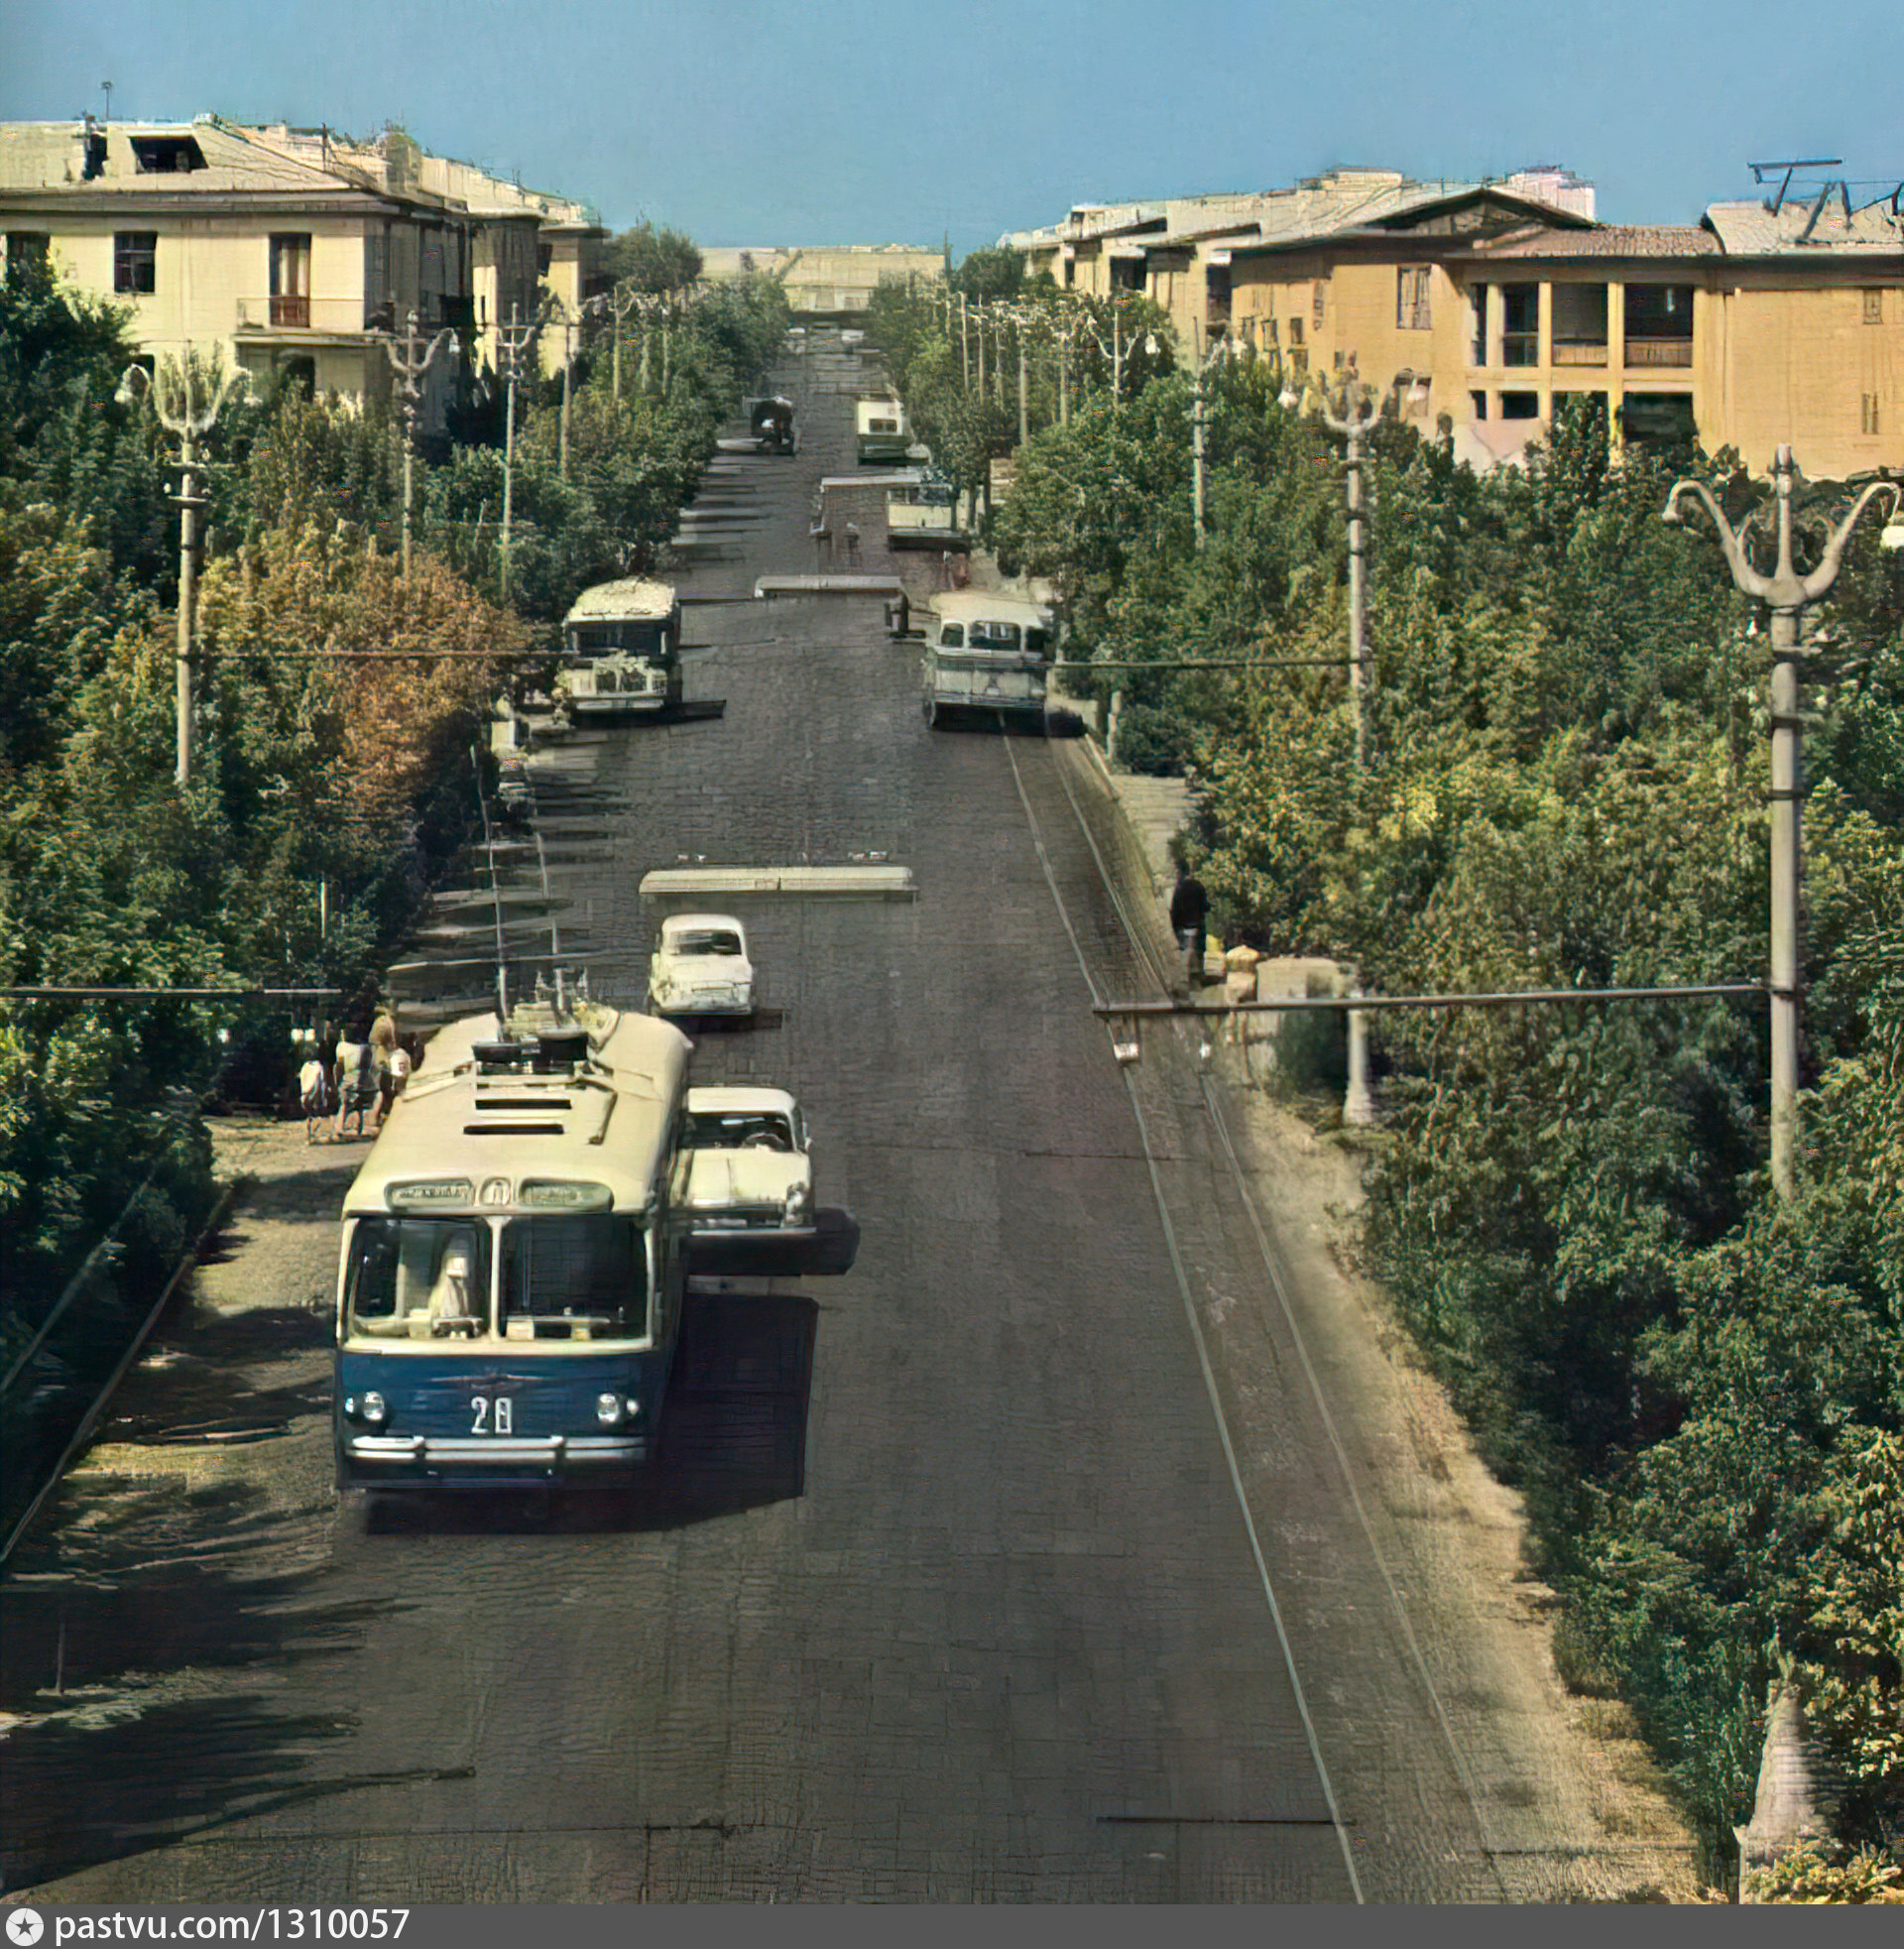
(939, 624, 964, 648)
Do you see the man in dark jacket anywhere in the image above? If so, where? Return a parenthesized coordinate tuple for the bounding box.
(1169, 863, 1210, 985)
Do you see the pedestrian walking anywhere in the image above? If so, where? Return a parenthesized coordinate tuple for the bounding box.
(369, 1015, 400, 1131)
(1169, 861, 1210, 988)
(298, 1054, 335, 1143)
(333, 1030, 379, 1142)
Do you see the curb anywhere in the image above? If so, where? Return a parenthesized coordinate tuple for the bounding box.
(1, 1181, 240, 1570)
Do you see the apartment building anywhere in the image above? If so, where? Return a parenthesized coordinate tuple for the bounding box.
(0, 116, 602, 431)
(1006, 168, 1904, 478)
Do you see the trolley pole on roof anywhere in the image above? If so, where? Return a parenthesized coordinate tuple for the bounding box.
(1663, 443, 1901, 1200)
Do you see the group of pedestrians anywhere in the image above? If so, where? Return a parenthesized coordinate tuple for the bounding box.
(298, 1014, 414, 1144)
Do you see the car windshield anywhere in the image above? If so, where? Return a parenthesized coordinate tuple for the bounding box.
(672, 930, 743, 957)
(500, 1215, 650, 1342)
(688, 1109, 794, 1151)
(969, 621, 1022, 653)
(344, 1217, 491, 1340)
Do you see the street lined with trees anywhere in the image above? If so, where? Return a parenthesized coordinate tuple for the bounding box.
(0, 245, 789, 1542)
(875, 261, 1904, 1888)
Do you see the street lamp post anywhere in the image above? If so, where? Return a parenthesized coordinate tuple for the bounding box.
(1191, 327, 1239, 551)
(1662, 443, 1899, 1200)
(1288, 365, 1382, 1125)
(1315, 370, 1379, 774)
(118, 352, 252, 786)
(494, 304, 540, 602)
(540, 296, 576, 480)
(591, 280, 644, 407)
(383, 309, 458, 577)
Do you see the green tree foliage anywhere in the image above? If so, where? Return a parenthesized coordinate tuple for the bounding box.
(602, 219, 703, 294)
(950, 245, 1026, 302)
(991, 362, 1904, 1874)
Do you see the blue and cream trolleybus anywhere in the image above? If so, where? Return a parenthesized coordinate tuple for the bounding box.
(332, 992, 693, 1492)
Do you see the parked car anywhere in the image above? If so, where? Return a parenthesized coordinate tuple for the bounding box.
(648, 913, 756, 1020)
(682, 1086, 814, 1237)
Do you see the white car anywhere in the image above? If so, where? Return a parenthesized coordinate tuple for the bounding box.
(648, 912, 756, 1020)
(683, 1087, 814, 1237)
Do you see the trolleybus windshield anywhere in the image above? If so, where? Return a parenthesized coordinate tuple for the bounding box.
(343, 1213, 652, 1344)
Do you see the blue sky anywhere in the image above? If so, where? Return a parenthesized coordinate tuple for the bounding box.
(7, 0, 1902, 256)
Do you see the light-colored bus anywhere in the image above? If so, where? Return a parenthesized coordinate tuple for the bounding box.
(331, 991, 693, 1492)
(855, 395, 909, 465)
(554, 577, 683, 720)
(920, 591, 1056, 730)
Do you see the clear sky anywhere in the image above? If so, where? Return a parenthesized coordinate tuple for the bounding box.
(7, 0, 1902, 257)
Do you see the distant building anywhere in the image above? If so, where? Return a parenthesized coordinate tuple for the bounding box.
(0, 115, 605, 428)
(700, 244, 943, 314)
(1004, 166, 1904, 478)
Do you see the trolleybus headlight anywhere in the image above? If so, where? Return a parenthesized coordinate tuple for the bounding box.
(597, 1392, 624, 1426)
(360, 1391, 388, 1425)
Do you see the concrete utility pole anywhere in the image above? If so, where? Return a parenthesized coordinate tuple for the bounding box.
(541, 297, 576, 480)
(384, 309, 458, 576)
(1316, 370, 1379, 774)
(1663, 443, 1899, 1200)
(1191, 327, 1236, 550)
(495, 304, 540, 602)
(591, 281, 644, 406)
(117, 352, 252, 786)
(959, 292, 971, 390)
(1293, 364, 1382, 1126)
(1015, 312, 1029, 446)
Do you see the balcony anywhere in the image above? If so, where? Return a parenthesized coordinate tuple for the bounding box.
(1624, 337, 1693, 368)
(236, 296, 384, 336)
(1553, 337, 1608, 366)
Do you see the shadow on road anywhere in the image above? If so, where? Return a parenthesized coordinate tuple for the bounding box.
(357, 1288, 818, 1540)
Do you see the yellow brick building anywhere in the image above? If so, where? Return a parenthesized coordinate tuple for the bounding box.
(1007, 170, 1904, 477)
(0, 116, 604, 431)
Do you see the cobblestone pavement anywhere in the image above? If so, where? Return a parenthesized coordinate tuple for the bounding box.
(0, 329, 1695, 1903)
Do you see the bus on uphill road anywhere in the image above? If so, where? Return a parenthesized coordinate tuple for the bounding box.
(332, 989, 692, 1493)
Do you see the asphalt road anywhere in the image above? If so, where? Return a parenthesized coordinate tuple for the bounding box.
(0, 330, 1676, 1903)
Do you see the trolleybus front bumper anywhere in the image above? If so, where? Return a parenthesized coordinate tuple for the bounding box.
(338, 1431, 650, 1489)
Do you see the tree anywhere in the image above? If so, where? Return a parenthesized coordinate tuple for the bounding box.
(603, 220, 703, 295)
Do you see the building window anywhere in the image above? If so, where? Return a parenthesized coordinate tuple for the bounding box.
(1287, 314, 1304, 347)
(1500, 391, 1540, 420)
(1624, 285, 1694, 365)
(1396, 265, 1431, 330)
(114, 231, 157, 295)
(270, 233, 311, 327)
(1501, 285, 1539, 367)
(1312, 279, 1327, 328)
(1864, 289, 1885, 324)
(1205, 261, 1231, 326)
(1863, 393, 1881, 434)
(130, 135, 204, 174)
(1471, 391, 1488, 422)
(5, 233, 50, 277)
(1620, 391, 1696, 447)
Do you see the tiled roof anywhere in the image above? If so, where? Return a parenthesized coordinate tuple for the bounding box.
(1703, 197, 1904, 255)
(1472, 223, 1721, 259)
(0, 119, 372, 195)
